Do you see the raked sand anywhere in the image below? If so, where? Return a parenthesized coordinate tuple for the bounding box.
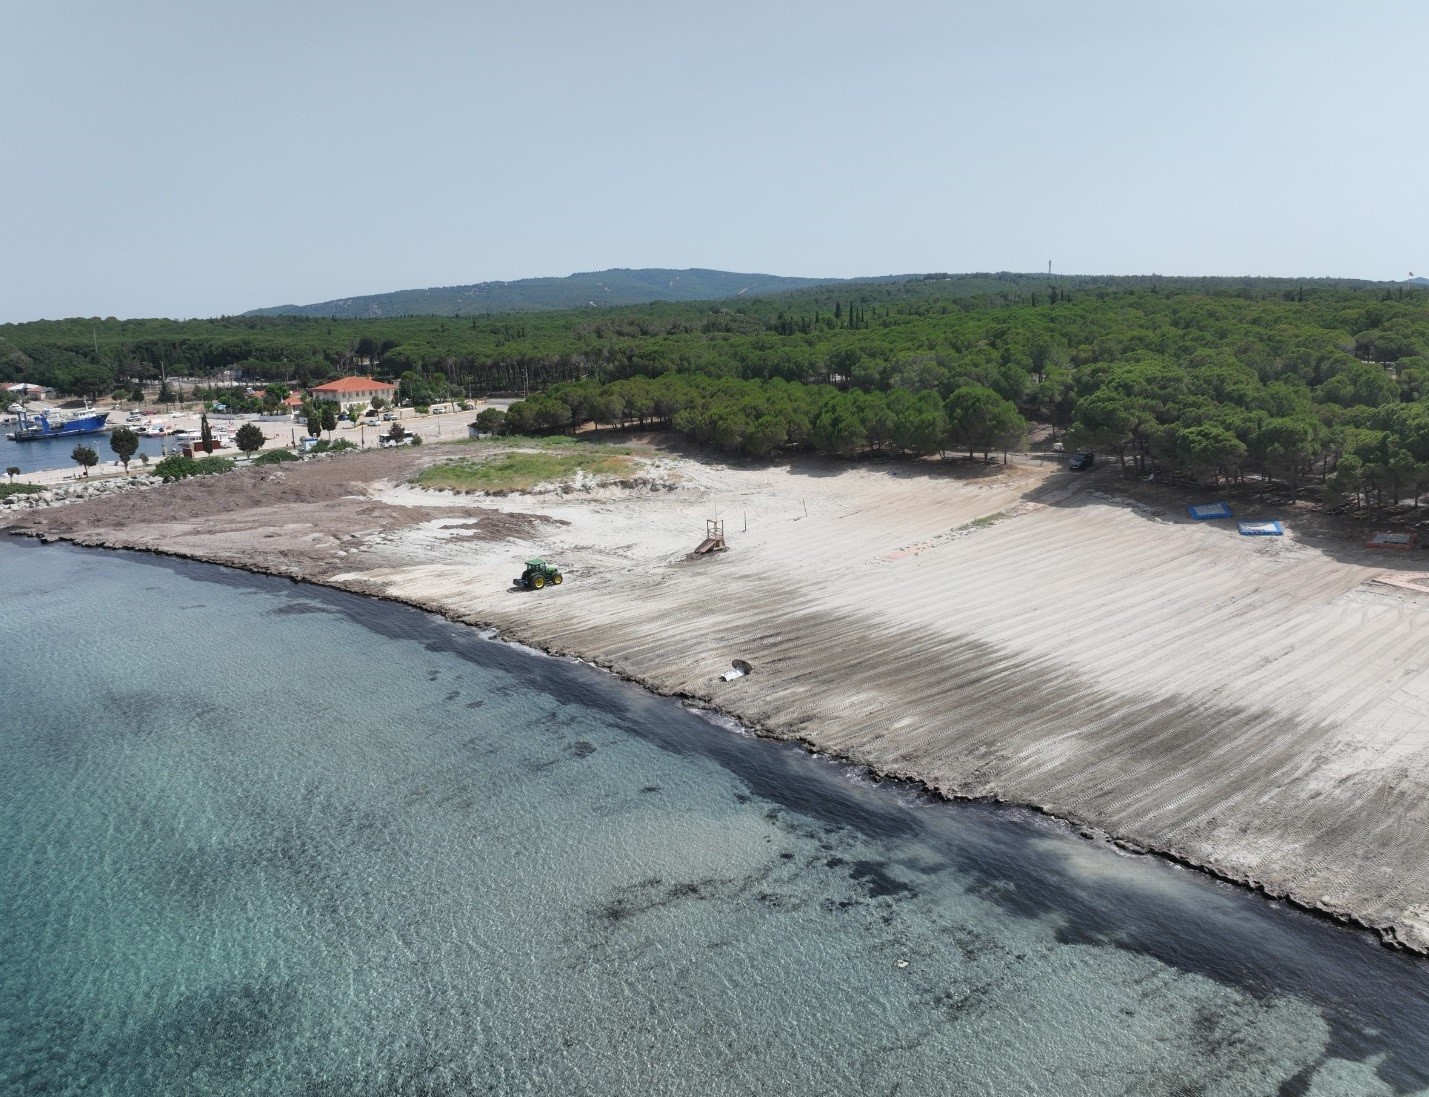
(11, 442, 1429, 949)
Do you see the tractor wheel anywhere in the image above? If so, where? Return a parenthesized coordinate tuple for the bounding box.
(552, 573, 563, 585)
(531, 574, 545, 589)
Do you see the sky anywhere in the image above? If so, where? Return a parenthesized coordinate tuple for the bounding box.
(2, 0, 1425, 322)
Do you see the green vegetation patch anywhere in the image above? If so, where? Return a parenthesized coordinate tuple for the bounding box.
(413, 450, 640, 493)
(153, 454, 235, 482)
(0, 483, 43, 500)
(253, 449, 300, 466)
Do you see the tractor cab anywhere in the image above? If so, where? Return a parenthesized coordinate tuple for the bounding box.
(515, 558, 564, 590)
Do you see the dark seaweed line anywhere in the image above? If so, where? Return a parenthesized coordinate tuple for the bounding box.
(9, 526, 1421, 957)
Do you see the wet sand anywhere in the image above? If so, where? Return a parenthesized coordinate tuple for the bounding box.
(10, 439, 1429, 950)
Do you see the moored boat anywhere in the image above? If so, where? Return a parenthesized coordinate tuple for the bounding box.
(5, 408, 110, 442)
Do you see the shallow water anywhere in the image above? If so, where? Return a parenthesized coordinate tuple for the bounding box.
(2, 538, 1428, 1096)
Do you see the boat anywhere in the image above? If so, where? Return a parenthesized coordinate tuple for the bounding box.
(5, 408, 110, 442)
(172, 428, 232, 455)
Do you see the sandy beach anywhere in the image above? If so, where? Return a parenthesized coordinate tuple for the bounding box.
(9, 438, 1429, 950)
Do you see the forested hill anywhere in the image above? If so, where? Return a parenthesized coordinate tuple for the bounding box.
(10, 271, 1429, 507)
(244, 267, 855, 318)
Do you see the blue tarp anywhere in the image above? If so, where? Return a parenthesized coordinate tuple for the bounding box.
(1238, 521, 1283, 536)
(1187, 502, 1233, 520)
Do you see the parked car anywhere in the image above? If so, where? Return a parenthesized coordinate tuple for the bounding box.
(1068, 452, 1095, 471)
(382, 412, 397, 421)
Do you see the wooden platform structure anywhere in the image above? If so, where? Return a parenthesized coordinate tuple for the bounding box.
(693, 518, 727, 555)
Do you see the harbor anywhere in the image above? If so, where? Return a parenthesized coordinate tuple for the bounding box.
(0, 401, 489, 478)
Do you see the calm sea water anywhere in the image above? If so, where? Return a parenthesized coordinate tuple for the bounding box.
(0, 429, 169, 476)
(3, 539, 1429, 1096)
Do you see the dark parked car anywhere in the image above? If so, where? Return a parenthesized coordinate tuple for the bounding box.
(1068, 452, 1095, 471)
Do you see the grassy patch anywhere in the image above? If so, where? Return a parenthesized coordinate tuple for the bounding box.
(413, 450, 641, 493)
(0, 483, 43, 500)
(954, 511, 1008, 532)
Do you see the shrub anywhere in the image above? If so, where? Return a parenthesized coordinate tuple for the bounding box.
(253, 449, 300, 466)
(474, 407, 506, 434)
(311, 439, 357, 454)
(153, 454, 234, 482)
(0, 483, 43, 501)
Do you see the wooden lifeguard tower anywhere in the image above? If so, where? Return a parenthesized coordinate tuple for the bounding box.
(693, 518, 727, 555)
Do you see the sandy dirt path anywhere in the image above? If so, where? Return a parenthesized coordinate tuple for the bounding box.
(10, 439, 1429, 950)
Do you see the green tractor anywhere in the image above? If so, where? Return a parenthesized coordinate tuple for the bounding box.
(515, 558, 563, 590)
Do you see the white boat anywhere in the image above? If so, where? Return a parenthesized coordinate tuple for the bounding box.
(174, 429, 232, 451)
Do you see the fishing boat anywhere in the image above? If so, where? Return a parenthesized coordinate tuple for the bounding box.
(5, 407, 110, 442)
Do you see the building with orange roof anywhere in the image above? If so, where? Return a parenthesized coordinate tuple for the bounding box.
(309, 376, 396, 411)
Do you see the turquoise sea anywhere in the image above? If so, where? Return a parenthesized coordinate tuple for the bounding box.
(3, 537, 1429, 1096)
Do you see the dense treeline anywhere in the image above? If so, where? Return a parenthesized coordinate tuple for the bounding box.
(502, 374, 1027, 460)
(6, 273, 1429, 504)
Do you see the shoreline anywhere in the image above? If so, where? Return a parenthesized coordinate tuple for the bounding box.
(7, 526, 1413, 953)
(9, 442, 1429, 954)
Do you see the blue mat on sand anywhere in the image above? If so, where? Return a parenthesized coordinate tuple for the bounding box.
(1188, 502, 1233, 520)
(1238, 521, 1283, 536)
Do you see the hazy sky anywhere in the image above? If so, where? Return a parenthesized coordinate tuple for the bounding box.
(3, 0, 1424, 322)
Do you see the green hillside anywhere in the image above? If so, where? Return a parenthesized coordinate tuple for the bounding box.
(10, 271, 1429, 509)
(244, 267, 855, 318)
